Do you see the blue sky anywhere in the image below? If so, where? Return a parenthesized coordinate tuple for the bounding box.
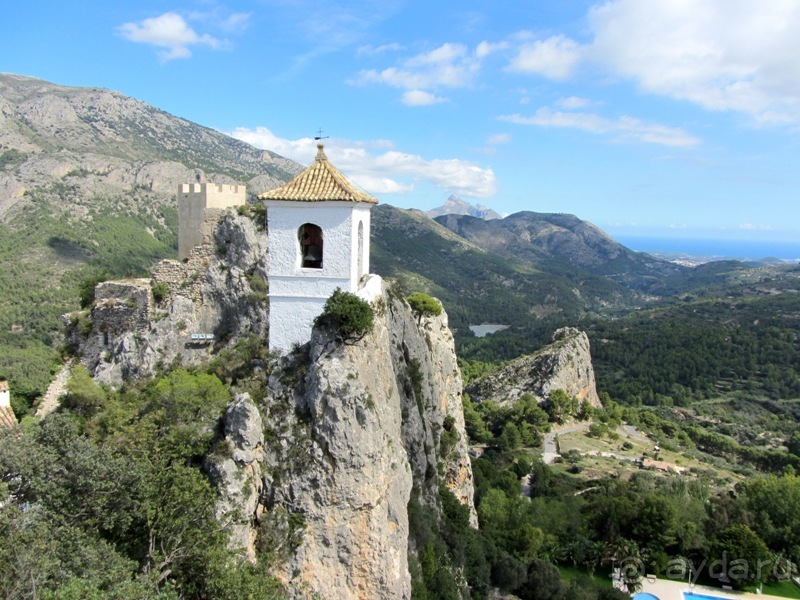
(3, 0, 800, 242)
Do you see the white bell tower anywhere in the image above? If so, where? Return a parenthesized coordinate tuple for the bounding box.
(260, 143, 378, 353)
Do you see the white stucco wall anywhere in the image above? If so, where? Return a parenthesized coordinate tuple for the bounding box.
(264, 200, 373, 353)
(0, 389, 9, 408)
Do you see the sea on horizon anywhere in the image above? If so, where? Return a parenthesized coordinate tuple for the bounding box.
(615, 235, 800, 263)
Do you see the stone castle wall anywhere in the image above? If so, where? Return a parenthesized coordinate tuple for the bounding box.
(178, 183, 246, 260)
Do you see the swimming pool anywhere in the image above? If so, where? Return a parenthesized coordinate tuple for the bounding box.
(683, 593, 729, 600)
(633, 594, 660, 600)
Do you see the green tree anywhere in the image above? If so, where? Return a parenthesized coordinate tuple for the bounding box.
(741, 473, 800, 563)
(786, 431, 800, 457)
(546, 389, 575, 424)
(498, 422, 521, 452)
(62, 364, 108, 417)
(407, 292, 442, 319)
(462, 394, 492, 443)
(78, 271, 108, 309)
(711, 524, 772, 590)
(517, 558, 561, 600)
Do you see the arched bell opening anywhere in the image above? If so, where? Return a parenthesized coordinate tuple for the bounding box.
(298, 223, 323, 269)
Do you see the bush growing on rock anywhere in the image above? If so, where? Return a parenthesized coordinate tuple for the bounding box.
(152, 282, 169, 303)
(407, 292, 442, 318)
(316, 288, 374, 341)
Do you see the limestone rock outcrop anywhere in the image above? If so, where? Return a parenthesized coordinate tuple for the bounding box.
(65, 207, 478, 599)
(466, 327, 601, 408)
(65, 209, 269, 385)
(205, 393, 265, 562)
(211, 281, 477, 600)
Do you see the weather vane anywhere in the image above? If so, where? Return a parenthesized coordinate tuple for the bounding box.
(314, 127, 329, 141)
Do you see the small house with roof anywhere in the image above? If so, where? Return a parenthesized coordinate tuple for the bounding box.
(0, 380, 17, 429)
(259, 143, 378, 353)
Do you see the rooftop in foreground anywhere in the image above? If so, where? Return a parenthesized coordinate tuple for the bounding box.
(258, 143, 378, 204)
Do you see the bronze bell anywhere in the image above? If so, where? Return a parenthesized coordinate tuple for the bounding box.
(304, 244, 322, 264)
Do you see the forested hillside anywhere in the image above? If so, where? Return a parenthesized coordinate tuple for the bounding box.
(0, 74, 301, 411)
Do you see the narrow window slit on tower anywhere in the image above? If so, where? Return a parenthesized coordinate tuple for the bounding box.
(299, 223, 323, 268)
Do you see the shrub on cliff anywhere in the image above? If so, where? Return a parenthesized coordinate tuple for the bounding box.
(407, 292, 442, 318)
(316, 288, 374, 342)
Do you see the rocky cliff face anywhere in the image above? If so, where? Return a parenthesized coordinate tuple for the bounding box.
(67, 209, 477, 599)
(65, 209, 270, 385)
(209, 281, 477, 599)
(466, 327, 602, 408)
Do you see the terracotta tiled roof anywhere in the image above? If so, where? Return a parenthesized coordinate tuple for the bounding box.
(0, 380, 8, 392)
(0, 405, 17, 429)
(259, 143, 378, 204)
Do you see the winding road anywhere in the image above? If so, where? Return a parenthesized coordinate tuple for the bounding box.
(542, 422, 592, 464)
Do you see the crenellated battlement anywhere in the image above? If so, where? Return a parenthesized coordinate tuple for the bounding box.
(178, 183, 247, 260)
(178, 183, 247, 196)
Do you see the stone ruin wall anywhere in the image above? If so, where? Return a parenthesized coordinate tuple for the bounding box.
(152, 208, 229, 303)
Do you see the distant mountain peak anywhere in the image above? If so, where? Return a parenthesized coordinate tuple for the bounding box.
(427, 194, 501, 220)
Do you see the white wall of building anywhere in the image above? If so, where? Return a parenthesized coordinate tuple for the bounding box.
(265, 200, 372, 353)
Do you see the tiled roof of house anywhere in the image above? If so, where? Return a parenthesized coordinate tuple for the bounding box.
(258, 143, 378, 204)
(0, 380, 8, 392)
(0, 405, 17, 429)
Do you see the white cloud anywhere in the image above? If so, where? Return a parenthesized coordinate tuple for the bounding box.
(228, 127, 497, 198)
(402, 90, 447, 106)
(587, 0, 800, 123)
(220, 12, 251, 33)
(556, 96, 591, 109)
(351, 40, 510, 103)
(500, 107, 701, 147)
(228, 127, 316, 163)
(739, 223, 776, 231)
(475, 40, 509, 58)
(354, 42, 480, 91)
(357, 42, 404, 55)
(118, 12, 220, 60)
(406, 43, 466, 67)
(487, 133, 511, 145)
(507, 35, 582, 80)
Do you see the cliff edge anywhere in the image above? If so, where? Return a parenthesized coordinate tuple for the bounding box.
(209, 281, 477, 599)
(466, 327, 601, 408)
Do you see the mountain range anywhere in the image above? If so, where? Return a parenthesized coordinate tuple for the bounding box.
(426, 194, 502, 220)
(0, 73, 758, 402)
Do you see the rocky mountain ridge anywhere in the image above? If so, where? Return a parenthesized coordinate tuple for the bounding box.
(0, 73, 302, 215)
(435, 211, 685, 291)
(427, 194, 502, 220)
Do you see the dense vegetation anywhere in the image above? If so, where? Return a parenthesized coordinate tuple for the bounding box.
(590, 290, 800, 405)
(414, 392, 800, 599)
(0, 185, 177, 414)
(0, 366, 283, 599)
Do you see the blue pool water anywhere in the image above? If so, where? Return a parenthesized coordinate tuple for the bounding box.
(683, 593, 729, 600)
(633, 594, 660, 600)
